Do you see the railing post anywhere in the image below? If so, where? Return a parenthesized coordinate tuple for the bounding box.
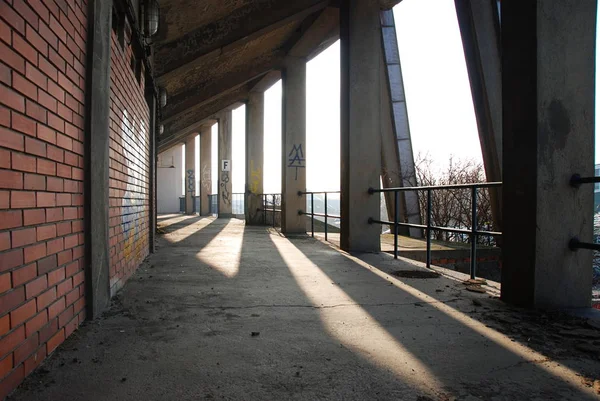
(470, 186, 477, 279)
(426, 189, 432, 268)
(324, 192, 328, 242)
(273, 194, 276, 228)
(311, 193, 315, 238)
(394, 190, 399, 259)
(263, 195, 267, 225)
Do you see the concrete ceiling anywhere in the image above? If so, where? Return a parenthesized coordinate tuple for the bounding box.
(155, 0, 401, 152)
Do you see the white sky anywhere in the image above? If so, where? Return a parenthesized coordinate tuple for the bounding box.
(193, 0, 600, 195)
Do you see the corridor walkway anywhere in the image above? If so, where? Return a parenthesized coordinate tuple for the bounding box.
(9, 216, 600, 400)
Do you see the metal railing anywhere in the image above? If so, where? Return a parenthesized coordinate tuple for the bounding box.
(298, 191, 341, 242)
(232, 193, 245, 215)
(368, 182, 502, 279)
(179, 196, 200, 214)
(208, 194, 218, 215)
(257, 194, 282, 228)
(569, 174, 600, 251)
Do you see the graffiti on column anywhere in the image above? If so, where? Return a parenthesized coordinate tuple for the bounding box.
(220, 171, 231, 205)
(287, 144, 305, 180)
(202, 164, 211, 193)
(250, 160, 262, 194)
(186, 169, 195, 194)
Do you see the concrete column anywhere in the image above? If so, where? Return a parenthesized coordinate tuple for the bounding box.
(84, 0, 112, 319)
(501, 1, 595, 308)
(218, 111, 233, 217)
(184, 135, 196, 214)
(246, 91, 264, 225)
(199, 125, 212, 216)
(281, 59, 307, 234)
(340, 0, 382, 252)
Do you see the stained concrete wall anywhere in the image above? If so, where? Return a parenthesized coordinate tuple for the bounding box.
(245, 91, 264, 225)
(157, 146, 183, 214)
(199, 126, 212, 216)
(502, 0, 595, 308)
(218, 111, 233, 217)
(184, 135, 196, 214)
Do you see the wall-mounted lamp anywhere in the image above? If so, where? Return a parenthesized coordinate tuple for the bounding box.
(159, 87, 168, 108)
(158, 124, 164, 135)
(143, 0, 160, 39)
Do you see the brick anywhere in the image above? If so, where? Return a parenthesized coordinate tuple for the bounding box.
(13, 34, 38, 66)
(0, 364, 25, 401)
(26, 62, 47, 90)
(56, 249, 71, 266)
(37, 158, 56, 176)
(0, 326, 25, 359)
(56, 193, 70, 206)
(11, 152, 37, 173)
(36, 254, 57, 275)
(56, 163, 70, 178)
(25, 275, 47, 299)
(23, 208, 45, 226)
(14, 332, 38, 366)
(48, 112, 64, 133)
(25, 137, 47, 157)
(63, 234, 78, 249)
(0, 210, 23, 230)
(24, 242, 46, 264)
(46, 327, 64, 354)
(0, 63, 10, 87)
(0, 19, 10, 45)
(47, 297, 65, 320)
(12, 73, 37, 100)
(37, 124, 56, 144)
(36, 224, 56, 241)
(63, 207, 77, 220)
(0, 273, 10, 293)
(0, 249, 24, 272)
(0, 42, 25, 76)
(56, 133, 72, 150)
(45, 207, 62, 222)
(56, 278, 71, 297)
(0, 127, 25, 151)
(72, 271, 84, 287)
(46, 147, 63, 166)
(10, 190, 36, 208)
(0, 149, 8, 170)
(0, 1, 25, 34)
(35, 287, 55, 315)
(47, 80, 64, 103)
(0, 170, 24, 190)
(12, 263, 37, 287)
(46, 237, 63, 255)
(10, 299, 37, 328)
(24, 346, 45, 376)
(47, 267, 64, 286)
(0, 190, 8, 208)
(0, 232, 9, 252)
(49, 15, 67, 44)
(64, 260, 78, 277)
(25, 99, 47, 123)
(0, 355, 12, 380)
(27, 0, 50, 23)
(39, 317, 57, 344)
(57, 304, 73, 327)
(0, 315, 9, 336)
(0, 288, 25, 315)
(38, 57, 58, 82)
(26, 23, 48, 56)
(64, 314, 78, 337)
(39, 21, 58, 50)
(13, 0, 40, 31)
(11, 227, 36, 248)
(0, 105, 9, 127)
(12, 112, 36, 136)
(55, 221, 70, 236)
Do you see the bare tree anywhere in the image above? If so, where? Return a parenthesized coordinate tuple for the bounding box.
(414, 153, 495, 246)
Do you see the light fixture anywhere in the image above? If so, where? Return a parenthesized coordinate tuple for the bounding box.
(143, 0, 160, 39)
(159, 124, 164, 135)
(159, 87, 167, 108)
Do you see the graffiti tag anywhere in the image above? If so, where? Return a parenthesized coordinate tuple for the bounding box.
(288, 144, 305, 180)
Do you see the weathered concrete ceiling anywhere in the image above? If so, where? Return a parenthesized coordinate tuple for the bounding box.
(155, 0, 396, 152)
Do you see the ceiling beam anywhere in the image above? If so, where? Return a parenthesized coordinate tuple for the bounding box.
(154, 0, 330, 76)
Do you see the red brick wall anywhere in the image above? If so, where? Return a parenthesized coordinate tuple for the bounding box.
(0, 0, 87, 397)
(108, 20, 150, 295)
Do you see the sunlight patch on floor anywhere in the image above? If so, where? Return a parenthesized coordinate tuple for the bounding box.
(194, 220, 244, 278)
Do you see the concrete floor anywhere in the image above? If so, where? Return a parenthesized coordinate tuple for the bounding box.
(9, 216, 600, 400)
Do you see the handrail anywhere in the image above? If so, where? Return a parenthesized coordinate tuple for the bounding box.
(369, 182, 502, 280)
(297, 191, 341, 242)
(256, 193, 282, 228)
(569, 174, 600, 250)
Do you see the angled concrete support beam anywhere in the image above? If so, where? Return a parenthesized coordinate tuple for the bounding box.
(501, 0, 595, 308)
(246, 91, 265, 225)
(340, 0, 382, 252)
(84, 0, 112, 319)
